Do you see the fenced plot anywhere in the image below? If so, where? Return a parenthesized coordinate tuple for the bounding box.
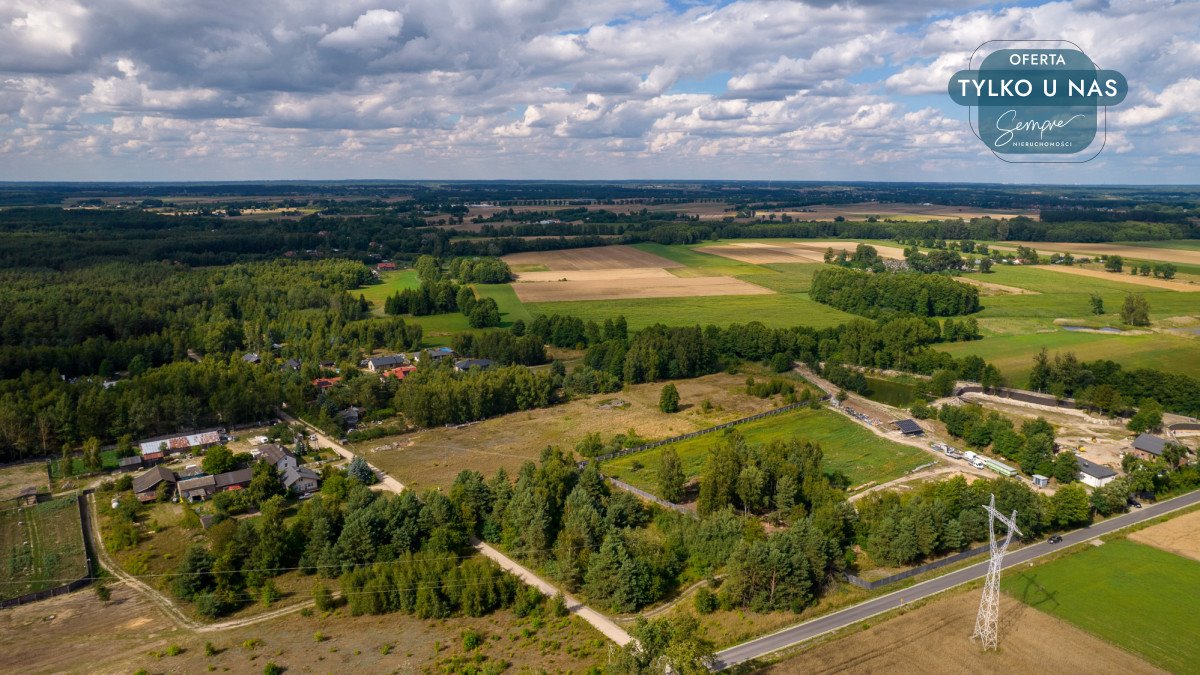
(0, 496, 89, 601)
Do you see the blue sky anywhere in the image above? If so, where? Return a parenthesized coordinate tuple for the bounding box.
(0, 0, 1197, 183)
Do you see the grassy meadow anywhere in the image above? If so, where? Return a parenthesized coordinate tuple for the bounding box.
(602, 406, 930, 496)
(1002, 538, 1200, 673)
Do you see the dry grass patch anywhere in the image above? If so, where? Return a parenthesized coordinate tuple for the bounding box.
(762, 589, 1161, 675)
(510, 273, 774, 302)
(1128, 508, 1200, 562)
(695, 244, 825, 264)
(1029, 264, 1200, 292)
(360, 373, 785, 490)
(502, 245, 681, 271)
(0, 462, 48, 502)
(955, 276, 1039, 296)
(995, 241, 1200, 266)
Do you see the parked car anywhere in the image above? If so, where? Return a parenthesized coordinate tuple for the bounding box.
(1048, 535, 1063, 544)
(1128, 499, 1142, 509)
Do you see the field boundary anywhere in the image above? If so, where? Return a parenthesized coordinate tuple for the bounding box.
(605, 476, 691, 515)
(0, 492, 95, 609)
(585, 401, 816, 466)
(844, 543, 990, 591)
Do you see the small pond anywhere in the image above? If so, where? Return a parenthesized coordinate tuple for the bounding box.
(863, 376, 921, 407)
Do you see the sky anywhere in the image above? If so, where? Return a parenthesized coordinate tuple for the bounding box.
(0, 0, 1198, 183)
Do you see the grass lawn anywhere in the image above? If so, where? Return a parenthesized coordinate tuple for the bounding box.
(940, 330, 1200, 386)
(1002, 538, 1200, 673)
(357, 270, 420, 314)
(523, 293, 858, 330)
(473, 283, 533, 325)
(0, 496, 88, 600)
(602, 406, 929, 495)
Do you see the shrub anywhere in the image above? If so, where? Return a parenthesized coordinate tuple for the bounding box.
(462, 629, 484, 651)
(312, 583, 335, 611)
(694, 587, 718, 615)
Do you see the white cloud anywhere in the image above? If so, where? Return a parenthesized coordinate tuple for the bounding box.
(318, 9, 404, 52)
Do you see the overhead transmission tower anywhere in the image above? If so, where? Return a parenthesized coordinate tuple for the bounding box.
(971, 493, 1022, 650)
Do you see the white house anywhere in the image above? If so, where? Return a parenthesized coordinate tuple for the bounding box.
(1077, 455, 1116, 489)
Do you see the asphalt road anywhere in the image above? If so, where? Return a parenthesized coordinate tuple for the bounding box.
(714, 488, 1200, 669)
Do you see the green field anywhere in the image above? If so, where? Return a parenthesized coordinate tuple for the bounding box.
(0, 497, 88, 601)
(357, 269, 420, 314)
(525, 293, 858, 330)
(603, 406, 930, 495)
(1002, 539, 1200, 673)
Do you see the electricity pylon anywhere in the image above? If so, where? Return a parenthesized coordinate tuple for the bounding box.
(972, 494, 1022, 650)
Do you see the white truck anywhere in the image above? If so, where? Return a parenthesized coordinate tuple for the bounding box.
(962, 450, 985, 468)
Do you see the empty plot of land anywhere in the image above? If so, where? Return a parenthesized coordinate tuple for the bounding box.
(515, 267, 677, 282)
(758, 202, 1038, 222)
(764, 590, 1160, 675)
(791, 241, 909, 260)
(696, 243, 827, 264)
(360, 373, 783, 491)
(0, 497, 88, 601)
(996, 241, 1200, 266)
(1129, 508, 1200, 562)
(1030, 264, 1200, 291)
(510, 273, 774, 302)
(502, 245, 682, 270)
(955, 276, 1039, 295)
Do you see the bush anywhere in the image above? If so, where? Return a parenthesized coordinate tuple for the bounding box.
(462, 629, 484, 651)
(263, 662, 284, 675)
(694, 587, 718, 615)
(313, 583, 335, 611)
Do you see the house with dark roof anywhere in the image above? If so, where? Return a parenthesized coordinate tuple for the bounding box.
(117, 455, 144, 472)
(254, 443, 297, 473)
(133, 466, 178, 503)
(363, 354, 410, 372)
(312, 376, 342, 390)
(415, 347, 455, 363)
(281, 358, 302, 372)
(282, 466, 321, 495)
(179, 467, 254, 502)
(1077, 455, 1117, 488)
(1131, 433, 1167, 461)
(454, 358, 495, 372)
(242, 352, 261, 364)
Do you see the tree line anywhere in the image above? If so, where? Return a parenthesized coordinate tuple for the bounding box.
(809, 267, 980, 318)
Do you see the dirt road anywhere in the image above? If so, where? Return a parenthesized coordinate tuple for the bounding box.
(280, 412, 634, 646)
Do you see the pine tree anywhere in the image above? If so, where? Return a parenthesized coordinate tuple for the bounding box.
(657, 448, 685, 503)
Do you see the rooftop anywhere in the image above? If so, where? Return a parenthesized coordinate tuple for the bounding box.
(1077, 456, 1117, 479)
(1132, 433, 1167, 456)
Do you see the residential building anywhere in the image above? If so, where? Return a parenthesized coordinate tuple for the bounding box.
(312, 376, 342, 390)
(381, 364, 417, 380)
(254, 443, 298, 472)
(416, 346, 456, 363)
(1131, 433, 1167, 461)
(242, 352, 260, 364)
(178, 467, 254, 502)
(1077, 456, 1116, 488)
(363, 354, 410, 372)
(282, 466, 321, 495)
(454, 358, 495, 372)
(133, 466, 178, 503)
